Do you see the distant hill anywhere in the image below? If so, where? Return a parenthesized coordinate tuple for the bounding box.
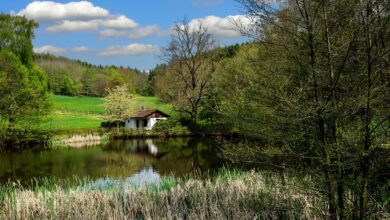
(34, 53, 151, 97)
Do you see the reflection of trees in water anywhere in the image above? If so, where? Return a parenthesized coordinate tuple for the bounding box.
(104, 138, 218, 176)
(104, 139, 159, 157)
(154, 138, 223, 176)
(1, 138, 223, 184)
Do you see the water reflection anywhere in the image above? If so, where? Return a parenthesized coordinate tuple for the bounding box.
(84, 167, 160, 190)
(0, 137, 224, 184)
(145, 139, 158, 156)
(127, 167, 160, 186)
(67, 140, 101, 148)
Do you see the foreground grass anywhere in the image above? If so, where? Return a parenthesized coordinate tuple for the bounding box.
(1, 170, 388, 219)
(0, 171, 337, 219)
(42, 95, 173, 132)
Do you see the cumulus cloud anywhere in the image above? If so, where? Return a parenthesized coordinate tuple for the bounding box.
(98, 15, 250, 40)
(46, 20, 100, 33)
(100, 15, 138, 29)
(34, 44, 160, 57)
(46, 17, 139, 33)
(19, 1, 139, 33)
(98, 44, 161, 56)
(99, 25, 160, 39)
(99, 29, 128, 38)
(72, 46, 90, 52)
(34, 45, 92, 54)
(18, 1, 109, 22)
(186, 15, 250, 38)
(33, 45, 67, 54)
(128, 25, 160, 39)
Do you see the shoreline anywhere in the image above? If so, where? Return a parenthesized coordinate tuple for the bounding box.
(1, 129, 238, 150)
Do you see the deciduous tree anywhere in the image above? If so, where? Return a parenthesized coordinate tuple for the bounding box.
(162, 20, 217, 126)
(103, 85, 134, 131)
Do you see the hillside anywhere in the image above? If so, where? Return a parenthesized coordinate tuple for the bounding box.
(35, 54, 152, 97)
(43, 95, 173, 132)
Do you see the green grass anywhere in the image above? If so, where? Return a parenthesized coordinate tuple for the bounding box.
(132, 95, 173, 115)
(44, 114, 102, 131)
(43, 95, 173, 132)
(51, 95, 105, 114)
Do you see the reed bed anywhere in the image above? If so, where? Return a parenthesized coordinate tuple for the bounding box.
(50, 133, 110, 148)
(0, 170, 386, 220)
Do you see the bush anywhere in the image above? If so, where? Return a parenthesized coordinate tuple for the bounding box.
(100, 121, 125, 128)
(153, 119, 189, 134)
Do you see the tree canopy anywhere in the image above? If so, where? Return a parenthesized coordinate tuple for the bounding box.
(0, 15, 50, 147)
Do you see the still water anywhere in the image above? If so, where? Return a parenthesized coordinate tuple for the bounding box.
(0, 137, 225, 185)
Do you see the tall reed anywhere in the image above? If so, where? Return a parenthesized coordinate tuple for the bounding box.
(0, 170, 388, 219)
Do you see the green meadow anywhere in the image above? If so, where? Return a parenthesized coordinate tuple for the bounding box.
(43, 95, 173, 132)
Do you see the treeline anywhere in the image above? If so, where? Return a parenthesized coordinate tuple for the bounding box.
(35, 54, 151, 97)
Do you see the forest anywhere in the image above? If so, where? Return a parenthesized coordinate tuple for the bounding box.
(35, 54, 151, 97)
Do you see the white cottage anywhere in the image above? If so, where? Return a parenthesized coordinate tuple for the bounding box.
(125, 109, 169, 130)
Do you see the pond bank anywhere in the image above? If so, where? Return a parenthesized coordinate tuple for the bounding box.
(0, 129, 236, 150)
(50, 130, 237, 148)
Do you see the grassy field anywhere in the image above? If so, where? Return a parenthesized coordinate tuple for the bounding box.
(43, 95, 173, 132)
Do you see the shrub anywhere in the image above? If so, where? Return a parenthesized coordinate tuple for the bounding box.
(153, 119, 186, 133)
(100, 120, 125, 128)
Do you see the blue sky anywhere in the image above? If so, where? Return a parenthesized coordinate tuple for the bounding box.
(1, 0, 249, 70)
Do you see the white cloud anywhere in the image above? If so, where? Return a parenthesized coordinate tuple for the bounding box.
(19, 1, 140, 33)
(99, 25, 160, 39)
(34, 45, 92, 54)
(45, 17, 140, 33)
(128, 25, 160, 39)
(101, 15, 138, 29)
(46, 20, 100, 33)
(18, 1, 109, 22)
(186, 15, 251, 38)
(99, 29, 128, 38)
(33, 45, 67, 54)
(34, 44, 160, 57)
(98, 44, 161, 56)
(99, 14, 251, 40)
(72, 46, 90, 52)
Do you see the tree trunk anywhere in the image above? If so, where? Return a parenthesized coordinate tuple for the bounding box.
(360, 2, 373, 218)
(7, 111, 16, 148)
(191, 107, 197, 127)
(307, 17, 338, 219)
(323, 7, 343, 219)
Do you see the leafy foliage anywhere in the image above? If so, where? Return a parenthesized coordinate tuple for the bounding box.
(0, 15, 50, 147)
(103, 85, 135, 129)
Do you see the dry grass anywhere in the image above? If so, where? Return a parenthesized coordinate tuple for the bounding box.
(51, 134, 109, 148)
(0, 171, 388, 219)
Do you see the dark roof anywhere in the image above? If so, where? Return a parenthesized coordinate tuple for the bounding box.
(130, 109, 170, 119)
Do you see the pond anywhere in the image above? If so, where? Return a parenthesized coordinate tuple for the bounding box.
(0, 137, 226, 185)
(0, 137, 388, 217)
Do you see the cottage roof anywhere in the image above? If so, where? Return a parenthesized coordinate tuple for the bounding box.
(130, 109, 170, 119)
